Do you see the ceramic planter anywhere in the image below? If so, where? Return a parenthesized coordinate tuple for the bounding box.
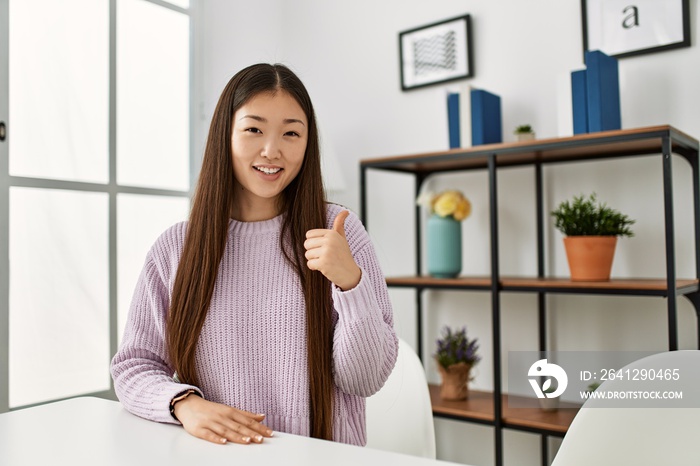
(427, 214, 462, 278)
(539, 396, 560, 412)
(516, 132, 535, 141)
(563, 236, 617, 281)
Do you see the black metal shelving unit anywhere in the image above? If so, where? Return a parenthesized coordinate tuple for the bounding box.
(359, 125, 700, 466)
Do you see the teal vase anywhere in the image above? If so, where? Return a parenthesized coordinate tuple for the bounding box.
(427, 214, 462, 278)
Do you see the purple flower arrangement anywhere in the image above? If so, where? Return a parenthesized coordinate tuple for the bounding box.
(434, 326, 480, 369)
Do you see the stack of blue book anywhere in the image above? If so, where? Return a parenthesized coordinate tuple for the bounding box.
(571, 50, 621, 134)
(447, 87, 502, 148)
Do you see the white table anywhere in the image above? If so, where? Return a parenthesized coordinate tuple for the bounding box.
(0, 397, 466, 465)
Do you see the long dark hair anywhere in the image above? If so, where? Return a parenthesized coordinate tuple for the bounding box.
(166, 63, 333, 440)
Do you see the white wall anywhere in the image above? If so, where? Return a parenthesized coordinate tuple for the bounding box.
(195, 1, 700, 464)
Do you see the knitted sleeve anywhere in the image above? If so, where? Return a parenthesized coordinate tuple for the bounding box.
(328, 206, 398, 397)
(110, 226, 201, 424)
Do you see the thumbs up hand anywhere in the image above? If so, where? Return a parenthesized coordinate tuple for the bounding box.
(304, 210, 362, 291)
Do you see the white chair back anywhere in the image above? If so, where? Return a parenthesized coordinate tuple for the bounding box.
(552, 350, 700, 466)
(365, 338, 437, 459)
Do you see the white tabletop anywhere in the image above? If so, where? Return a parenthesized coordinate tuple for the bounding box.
(0, 397, 465, 466)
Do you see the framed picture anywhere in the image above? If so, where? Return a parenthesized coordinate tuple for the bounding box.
(399, 14, 473, 91)
(581, 0, 690, 59)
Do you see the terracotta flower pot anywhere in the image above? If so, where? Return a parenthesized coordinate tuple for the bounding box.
(563, 236, 617, 281)
(437, 362, 472, 401)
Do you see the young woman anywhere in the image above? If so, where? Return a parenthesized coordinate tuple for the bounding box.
(110, 63, 397, 447)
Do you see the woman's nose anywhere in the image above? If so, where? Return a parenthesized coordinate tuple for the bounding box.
(260, 137, 281, 160)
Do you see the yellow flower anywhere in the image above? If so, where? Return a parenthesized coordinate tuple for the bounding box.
(434, 191, 459, 217)
(453, 197, 472, 221)
(417, 189, 472, 221)
(430, 189, 471, 221)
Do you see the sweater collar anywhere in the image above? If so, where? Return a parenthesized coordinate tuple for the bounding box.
(228, 213, 284, 235)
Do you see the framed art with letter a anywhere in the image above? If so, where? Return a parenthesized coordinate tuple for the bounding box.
(582, 0, 690, 58)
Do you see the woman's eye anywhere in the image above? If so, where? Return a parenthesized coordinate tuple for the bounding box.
(245, 127, 262, 134)
(285, 131, 300, 137)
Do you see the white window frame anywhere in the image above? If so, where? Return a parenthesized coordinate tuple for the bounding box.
(0, 0, 196, 412)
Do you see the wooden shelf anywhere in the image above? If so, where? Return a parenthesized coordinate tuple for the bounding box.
(361, 124, 700, 464)
(429, 384, 580, 436)
(386, 275, 700, 296)
(361, 125, 699, 175)
(386, 275, 492, 290)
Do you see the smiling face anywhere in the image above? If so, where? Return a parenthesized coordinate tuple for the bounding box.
(230, 90, 308, 221)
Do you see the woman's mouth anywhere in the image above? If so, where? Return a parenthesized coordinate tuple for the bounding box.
(254, 166, 282, 175)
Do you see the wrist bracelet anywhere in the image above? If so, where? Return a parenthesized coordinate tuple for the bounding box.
(169, 389, 199, 421)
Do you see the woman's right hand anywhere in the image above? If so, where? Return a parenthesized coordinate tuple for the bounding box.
(173, 395, 274, 445)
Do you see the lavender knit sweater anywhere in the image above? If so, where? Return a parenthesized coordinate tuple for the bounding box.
(110, 203, 397, 446)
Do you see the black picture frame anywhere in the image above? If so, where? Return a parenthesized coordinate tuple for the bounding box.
(581, 0, 690, 59)
(399, 14, 473, 91)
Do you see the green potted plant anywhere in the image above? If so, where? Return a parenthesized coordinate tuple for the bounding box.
(551, 193, 635, 281)
(434, 326, 480, 400)
(514, 124, 535, 141)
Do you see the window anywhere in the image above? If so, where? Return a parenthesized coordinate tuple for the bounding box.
(0, 0, 193, 411)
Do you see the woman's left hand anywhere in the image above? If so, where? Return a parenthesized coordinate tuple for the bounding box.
(304, 210, 361, 291)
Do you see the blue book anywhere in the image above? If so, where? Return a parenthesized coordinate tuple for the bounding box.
(471, 89, 502, 145)
(471, 89, 503, 146)
(571, 69, 589, 134)
(447, 92, 461, 148)
(585, 50, 621, 132)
